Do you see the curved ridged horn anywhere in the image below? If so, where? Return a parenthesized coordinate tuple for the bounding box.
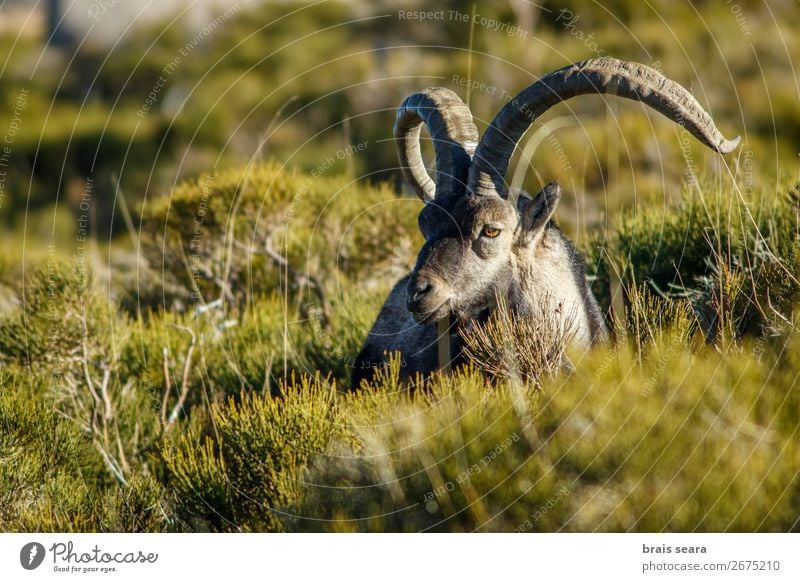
(394, 87, 479, 202)
(469, 57, 740, 198)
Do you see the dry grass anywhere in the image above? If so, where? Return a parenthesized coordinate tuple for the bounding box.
(459, 297, 578, 387)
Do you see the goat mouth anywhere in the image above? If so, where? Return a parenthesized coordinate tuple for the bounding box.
(410, 302, 451, 325)
(411, 303, 491, 330)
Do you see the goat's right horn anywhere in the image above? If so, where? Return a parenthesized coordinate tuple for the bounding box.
(468, 57, 740, 199)
(394, 87, 479, 203)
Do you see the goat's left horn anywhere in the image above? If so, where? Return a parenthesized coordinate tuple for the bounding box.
(394, 87, 479, 203)
(468, 57, 740, 198)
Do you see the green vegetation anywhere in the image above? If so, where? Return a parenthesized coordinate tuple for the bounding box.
(0, 0, 798, 532)
(1, 160, 798, 532)
(1, 0, 797, 235)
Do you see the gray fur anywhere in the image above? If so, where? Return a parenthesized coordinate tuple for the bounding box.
(352, 182, 607, 388)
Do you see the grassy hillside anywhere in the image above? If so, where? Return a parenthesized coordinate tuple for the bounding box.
(1, 0, 798, 533)
(1, 162, 798, 532)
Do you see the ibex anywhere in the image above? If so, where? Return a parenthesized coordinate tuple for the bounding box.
(352, 57, 739, 387)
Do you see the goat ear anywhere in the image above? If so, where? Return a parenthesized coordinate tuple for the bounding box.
(517, 181, 562, 245)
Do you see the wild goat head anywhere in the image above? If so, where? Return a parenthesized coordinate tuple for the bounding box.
(396, 57, 740, 326)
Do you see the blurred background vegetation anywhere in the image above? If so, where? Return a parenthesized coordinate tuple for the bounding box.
(1, 0, 797, 244)
(0, 0, 798, 532)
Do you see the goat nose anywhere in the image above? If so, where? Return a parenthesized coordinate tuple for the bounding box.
(407, 280, 433, 310)
(411, 281, 432, 302)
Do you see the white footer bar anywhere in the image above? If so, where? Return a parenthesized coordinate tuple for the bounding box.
(1, 533, 797, 581)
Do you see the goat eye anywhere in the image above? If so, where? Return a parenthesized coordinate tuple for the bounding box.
(481, 226, 501, 238)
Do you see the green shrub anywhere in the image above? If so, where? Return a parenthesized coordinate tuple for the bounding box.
(97, 474, 171, 533)
(137, 162, 420, 312)
(163, 375, 342, 531)
(0, 259, 164, 487)
(296, 335, 800, 532)
(536, 337, 800, 531)
(0, 258, 112, 367)
(295, 367, 557, 532)
(0, 370, 100, 531)
(588, 182, 800, 343)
